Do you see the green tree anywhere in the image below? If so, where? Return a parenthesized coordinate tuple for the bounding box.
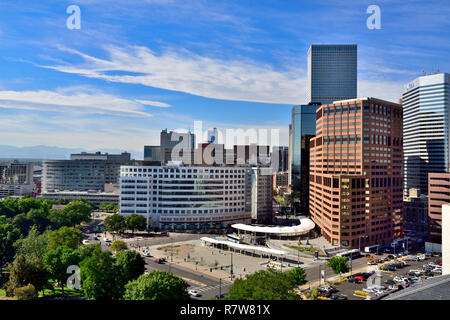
(0, 215, 22, 273)
(125, 214, 147, 234)
(0, 198, 20, 218)
(79, 249, 121, 300)
(60, 200, 92, 226)
(104, 214, 126, 233)
(287, 267, 307, 286)
(76, 243, 102, 261)
(12, 213, 33, 235)
(327, 256, 350, 279)
(14, 226, 49, 260)
(110, 240, 128, 253)
(43, 246, 81, 292)
(18, 198, 42, 215)
(26, 207, 51, 232)
(5, 255, 49, 296)
(114, 250, 146, 296)
(123, 270, 189, 300)
(47, 227, 83, 250)
(225, 269, 301, 300)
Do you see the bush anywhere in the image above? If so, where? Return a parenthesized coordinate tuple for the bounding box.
(14, 284, 38, 300)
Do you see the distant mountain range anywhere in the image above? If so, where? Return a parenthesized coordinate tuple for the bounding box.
(0, 145, 143, 160)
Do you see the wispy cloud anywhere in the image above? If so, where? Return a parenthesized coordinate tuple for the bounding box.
(135, 100, 171, 108)
(41, 45, 307, 105)
(0, 87, 156, 117)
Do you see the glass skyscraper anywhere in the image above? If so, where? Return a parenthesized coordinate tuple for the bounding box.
(403, 73, 450, 196)
(288, 103, 319, 214)
(307, 44, 357, 105)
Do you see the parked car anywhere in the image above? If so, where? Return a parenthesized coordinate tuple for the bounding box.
(142, 252, 151, 257)
(154, 258, 165, 264)
(347, 278, 360, 283)
(361, 272, 375, 279)
(188, 290, 201, 297)
(387, 255, 395, 260)
(215, 294, 226, 299)
(385, 279, 396, 286)
(318, 285, 338, 293)
(329, 295, 347, 300)
(354, 276, 365, 282)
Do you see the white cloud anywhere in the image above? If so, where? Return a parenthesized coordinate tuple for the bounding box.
(0, 87, 155, 117)
(135, 99, 171, 108)
(42, 45, 308, 105)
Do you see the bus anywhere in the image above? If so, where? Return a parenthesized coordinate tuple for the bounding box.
(227, 234, 241, 243)
(337, 249, 362, 259)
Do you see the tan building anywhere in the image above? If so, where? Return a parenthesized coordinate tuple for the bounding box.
(309, 97, 403, 248)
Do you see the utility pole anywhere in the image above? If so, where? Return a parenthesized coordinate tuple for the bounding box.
(230, 252, 233, 279)
(219, 278, 222, 298)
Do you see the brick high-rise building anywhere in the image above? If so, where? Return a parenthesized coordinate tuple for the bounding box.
(309, 97, 403, 248)
(428, 173, 450, 246)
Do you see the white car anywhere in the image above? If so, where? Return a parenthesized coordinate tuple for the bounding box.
(393, 276, 407, 283)
(188, 290, 201, 297)
(142, 252, 151, 257)
(103, 238, 111, 242)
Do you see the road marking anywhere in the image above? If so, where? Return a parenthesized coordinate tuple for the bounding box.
(191, 283, 232, 293)
(182, 277, 207, 287)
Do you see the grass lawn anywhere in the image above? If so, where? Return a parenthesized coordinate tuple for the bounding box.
(284, 244, 323, 255)
(41, 286, 84, 298)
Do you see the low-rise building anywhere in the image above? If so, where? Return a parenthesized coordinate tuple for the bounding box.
(0, 160, 34, 198)
(119, 165, 251, 230)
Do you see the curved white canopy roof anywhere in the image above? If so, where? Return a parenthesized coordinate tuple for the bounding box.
(200, 237, 286, 255)
(231, 216, 315, 236)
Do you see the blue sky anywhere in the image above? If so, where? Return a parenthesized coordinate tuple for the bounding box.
(0, 0, 449, 157)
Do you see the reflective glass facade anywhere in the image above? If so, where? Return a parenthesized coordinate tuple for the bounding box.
(307, 44, 357, 105)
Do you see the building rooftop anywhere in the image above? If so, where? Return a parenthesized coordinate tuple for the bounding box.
(383, 274, 450, 300)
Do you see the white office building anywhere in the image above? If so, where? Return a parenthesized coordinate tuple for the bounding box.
(119, 165, 251, 230)
(403, 73, 450, 196)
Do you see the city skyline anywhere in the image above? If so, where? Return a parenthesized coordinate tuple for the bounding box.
(0, 0, 449, 153)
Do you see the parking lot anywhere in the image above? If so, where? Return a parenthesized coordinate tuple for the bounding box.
(314, 253, 442, 300)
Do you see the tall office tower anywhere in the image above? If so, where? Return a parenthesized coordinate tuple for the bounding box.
(160, 129, 195, 165)
(288, 103, 319, 214)
(0, 160, 34, 198)
(207, 127, 219, 144)
(244, 167, 273, 224)
(403, 73, 450, 196)
(307, 44, 357, 105)
(309, 98, 403, 248)
(427, 173, 450, 250)
(272, 146, 289, 172)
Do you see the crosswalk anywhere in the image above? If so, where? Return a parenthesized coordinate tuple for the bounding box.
(190, 282, 232, 293)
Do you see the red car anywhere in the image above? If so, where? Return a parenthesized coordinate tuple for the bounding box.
(354, 276, 365, 281)
(154, 258, 165, 264)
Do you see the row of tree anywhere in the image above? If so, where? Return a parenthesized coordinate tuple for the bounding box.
(104, 213, 147, 234)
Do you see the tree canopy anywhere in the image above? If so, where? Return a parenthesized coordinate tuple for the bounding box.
(110, 240, 128, 253)
(104, 214, 126, 233)
(225, 269, 302, 300)
(327, 256, 350, 277)
(0, 215, 22, 271)
(47, 227, 83, 250)
(123, 270, 189, 300)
